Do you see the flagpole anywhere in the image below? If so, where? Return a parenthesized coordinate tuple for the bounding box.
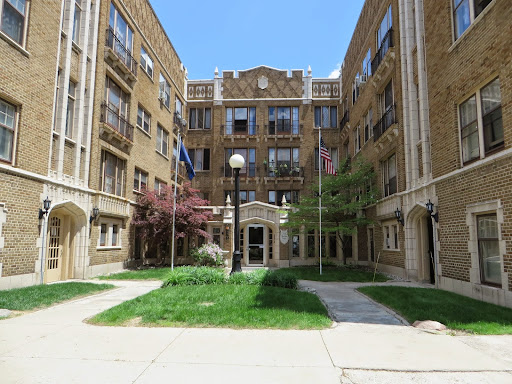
(170, 131, 182, 271)
(318, 127, 322, 275)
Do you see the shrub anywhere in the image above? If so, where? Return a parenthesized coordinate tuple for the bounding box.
(190, 243, 225, 267)
(262, 270, 298, 289)
(163, 266, 226, 287)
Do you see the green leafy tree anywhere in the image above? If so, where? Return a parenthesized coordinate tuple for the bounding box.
(284, 158, 378, 264)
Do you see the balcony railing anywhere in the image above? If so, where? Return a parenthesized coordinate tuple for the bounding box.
(100, 102, 134, 141)
(266, 122, 303, 135)
(221, 123, 259, 136)
(371, 28, 394, 75)
(105, 28, 137, 77)
(267, 162, 303, 178)
(340, 109, 349, 129)
(223, 163, 257, 178)
(373, 104, 396, 141)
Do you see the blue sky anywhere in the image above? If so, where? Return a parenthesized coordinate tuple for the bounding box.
(149, 0, 365, 80)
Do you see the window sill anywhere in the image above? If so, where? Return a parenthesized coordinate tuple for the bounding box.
(0, 31, 30, 58)
(64, 136, 76, 146)
(71, 41, 82, 54)
(140, 67, 154, 83)
(383, 248, 401, 252)
(136, 125, 151, 138)
(448, 0, 496, 53)
(97, 246, 122, 251)
(156, 150, 169, 160)
(132, 189, 145, 195)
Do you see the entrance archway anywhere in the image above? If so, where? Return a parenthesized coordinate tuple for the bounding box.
(408, 204, 435, 283)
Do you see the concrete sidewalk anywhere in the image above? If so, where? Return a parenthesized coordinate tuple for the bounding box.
(0, 280, 511, 383)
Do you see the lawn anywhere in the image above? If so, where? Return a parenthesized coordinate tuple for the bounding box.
(89, 284, 332, 329)
(0, 282, 115, 311)
(97, 267, 172, 281)
(276, 266, 389, 282)
(358, 286, 512, 335)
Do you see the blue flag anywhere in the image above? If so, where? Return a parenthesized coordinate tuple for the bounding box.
(179, 142, 195, 180)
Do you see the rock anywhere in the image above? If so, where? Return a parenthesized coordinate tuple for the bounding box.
(0, 309, 11, 318)
(413, 320, 447, 331)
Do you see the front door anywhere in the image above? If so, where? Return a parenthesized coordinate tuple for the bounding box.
(248, 225, 264, 265)
(46, 216, 63, 283)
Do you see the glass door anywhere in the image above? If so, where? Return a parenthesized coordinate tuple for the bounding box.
(248, 225, 264, 265)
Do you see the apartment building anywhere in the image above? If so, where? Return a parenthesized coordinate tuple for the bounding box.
(0, 0, 186, 289)
(185, 66, 343, 267)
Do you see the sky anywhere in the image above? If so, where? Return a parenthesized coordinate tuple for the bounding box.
(149, 0, 365, 80)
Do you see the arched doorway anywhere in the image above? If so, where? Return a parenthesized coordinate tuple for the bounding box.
(45, 202, 86, 283)
(413, 210, 435, 283)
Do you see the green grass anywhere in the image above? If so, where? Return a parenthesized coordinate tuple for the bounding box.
(97, 267, 172, 281)
(276, 266, 389, 282)
(358, 286, 512, 335)
(0, 282, 115, 311)
(89, 285, 332, 329)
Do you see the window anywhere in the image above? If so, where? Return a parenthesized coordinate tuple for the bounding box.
(154, 178, 166, 193)
(477, 214, 501, 286)
(268, 147, 299, 177)
(315, 147, 338, 171)
(72, 1, 81, 44)
(212, 227, 221, 245)
(224, 107, 256, 135)
(224, 148, 255, 177)
(156, 125, 168, 157)
(314, 106, 337, 128)
(140, 46, 153, 78)
(109, 2, 132, 51)
(0, 98, 16, 162)
(189, 148, 210, 171)
(292, 234, 300, 258)
(383, 222, 399, 250)
(354, 126, 361, 153)
(190, 108, 212, 130)
(1, 0, 28, 45)
(353, 74, 360, 104)
(268, 106, 299, 134)
(307, 230, 315, 257)
(100, 150, 125, 197)
(224, 190, 256, 204)
(362, 48, 372, 78)
(65, 81, 76, 138)
(459, 78, 503, 164)
(377, 5, 392, 51)
(159, 73, 171, 109)
(268, 190, 299, 206)
(104, 76, 130, 132)
(175, 97, 183, 117)
(453, 0, 492, 39)
(136, 105, 150, 134)
(364, 108, 373, 142)
(98, 221, 122, 249)
(382, 153, 397, 197)
(133, 168, 148, 192)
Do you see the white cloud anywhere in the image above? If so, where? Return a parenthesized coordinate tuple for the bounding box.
(328, 64, 341, 78)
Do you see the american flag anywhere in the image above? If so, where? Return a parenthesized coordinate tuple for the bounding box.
(320, 136, 337, 175)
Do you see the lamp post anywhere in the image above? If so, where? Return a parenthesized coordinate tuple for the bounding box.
(39, 197, 51, 285)
(229, 154, 245, 274)
(426, 199, 439, 289)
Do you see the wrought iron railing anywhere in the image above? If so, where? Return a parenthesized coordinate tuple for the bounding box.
(223, 163, 257, 178)
(267, 162, 303, 177)
(371, 28, 394, 74)
(105, 28, 137, 77)
(373, 104, 396, 141)
(221, 124, 259, 136)
(340, 109, 349, 129)
(100, 102, 134, 141)
(266, 123, 302, 135)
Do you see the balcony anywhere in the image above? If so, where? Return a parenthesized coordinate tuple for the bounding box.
(104, 28, 137, 84)
(99, 102, 134, 150)
(340, 110, 349, 129)
(95, 192, 130, 219)
(371, 29, 394, 75)
(221, 123, 259, 139)
(373, 104, 397, 142)
(266, 162, 304, 178)
(174, 111, 187, 131)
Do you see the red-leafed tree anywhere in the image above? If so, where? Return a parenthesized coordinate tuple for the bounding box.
(132, 183, 213, 258)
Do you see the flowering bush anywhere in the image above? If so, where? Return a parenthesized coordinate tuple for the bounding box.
(191, 243, 225, 267)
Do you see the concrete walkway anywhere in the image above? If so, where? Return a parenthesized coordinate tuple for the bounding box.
(1, 280, 512, 383)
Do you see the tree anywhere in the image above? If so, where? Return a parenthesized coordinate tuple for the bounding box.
(284, 158, 378, 264)
(132, 183, 213, 259)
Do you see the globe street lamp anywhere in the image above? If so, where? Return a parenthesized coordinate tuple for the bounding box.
(229, 154, 245, 274)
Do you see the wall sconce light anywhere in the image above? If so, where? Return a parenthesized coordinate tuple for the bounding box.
(38, 197, 51, 219)
(426, 199, 439, 223)
(394, 207, 404, 226)
(89, 207, 100, 223)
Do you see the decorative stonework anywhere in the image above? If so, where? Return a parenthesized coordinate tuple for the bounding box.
(188, 84, 214, 99)
(258, 76, 268, 89)
(312, 82, 339, 98)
